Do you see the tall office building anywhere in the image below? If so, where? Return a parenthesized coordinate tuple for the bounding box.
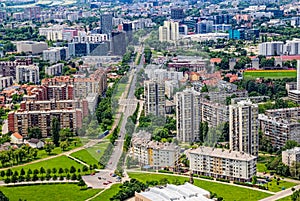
(111, 31, 126, 56)
(229, 100, 259, 156)
(144, 80, 166, 117)
(100, 13, 113, 37)
(159, 21, 179, 42)
(171, 8, 184, 20)
(175, 88, 201, 143)
(195, 20, 214, 34)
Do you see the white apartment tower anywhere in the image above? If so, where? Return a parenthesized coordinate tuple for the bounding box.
(175, 88, 201, 142)
(288, 60, 300, 103)
(159, 21, 179, 42)
(144, 80, 166, 117)
(258, 42, 283, 56)
(229, 100, 259, 156)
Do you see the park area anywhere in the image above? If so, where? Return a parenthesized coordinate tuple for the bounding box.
(0, 183, 100, 201)
(127, 172, 272, 201)
(70, 141, 110, 165)
(243, 70, 297, 80)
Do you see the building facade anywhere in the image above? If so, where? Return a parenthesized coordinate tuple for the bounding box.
(16, 65, 39, 84)
(229, 100, 259, 156)
(176, 88, 201, 142)
(189, 146, 257, 181)
(159, 21, 179, 42)
(144, 80, 166, 117)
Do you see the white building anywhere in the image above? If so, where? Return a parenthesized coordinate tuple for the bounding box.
(145, 69, 184, 82)
(45, 63, 63, 76)
(282, 147, 300, 167)
(85, 93, 98, 114)
(43, 47, 69, 64)
(189, 146, 257, 181)
(73, 32, 108, 43)
(229, 100, 259, 156)
(16, 41, 48, 55)
(10, 132, 23, 144)
(132, 137, 180, 169)
(175, 88, 201, 143)
(144, 80, 166, 117)
(0, 76, 13, 90)
(135, 183, 213, 201)
(159, 21, 179, 42)
(283, 40, 300, 55)
(16, 65, 39, 84)
(258, 42, 284, 56)
(39, 25, 64, 41)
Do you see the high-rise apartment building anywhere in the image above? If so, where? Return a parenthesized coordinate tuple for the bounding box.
(144, 80, 165, 117)
(175, 88, 201, 143)
(229, 100, 259, 156)
(258, 42, 284, 56)
(159, 21, 179, 42)
(16, 65, 39, 84)
(289, 60, 300, 103)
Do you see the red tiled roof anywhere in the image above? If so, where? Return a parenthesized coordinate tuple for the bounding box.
(12, 132, 23, 139)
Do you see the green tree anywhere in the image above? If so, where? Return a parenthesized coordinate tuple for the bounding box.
(51, 118, 60, 147)
(28, 127, 42, 139)
(44, 142, 54, 155)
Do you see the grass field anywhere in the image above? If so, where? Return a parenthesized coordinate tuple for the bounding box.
(257, 155, 275, 173)
(243, 70, 297, 80)
(114, 83, 127, 99)
(91, 184, 122, 201)
(0, 138, 82, 168)
(0, 184, 100, 201)
(0, 156, 84, 179)
(128, 172, 272, 201)
(70, 141, 110, 165)
(264, 179, 296, 192)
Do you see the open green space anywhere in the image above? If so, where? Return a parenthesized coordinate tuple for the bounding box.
(70, 141, 110, 165)
(264, 179, 296, 192)
(91, 184, 122, 201)
(114, 83, 127, 99)
(0, 183, 100, 201)
(0, 156, 84, 179)
(243, 71, 296, 80)
(257, 155, 275, 173)
(128, 172, 272, 201)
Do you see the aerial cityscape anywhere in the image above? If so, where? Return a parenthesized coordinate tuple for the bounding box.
(1, 0, 300, 200)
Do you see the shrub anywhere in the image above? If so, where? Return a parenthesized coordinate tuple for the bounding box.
(216, 178, 230, 183)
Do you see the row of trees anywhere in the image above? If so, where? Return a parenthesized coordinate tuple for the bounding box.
(110, 179, 147, 201)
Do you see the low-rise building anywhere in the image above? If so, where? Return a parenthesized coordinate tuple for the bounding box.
(282, 147, 300, 167)
(43, 47, 69, 63)
(10, 132, 23, 144)
(132, 137, 180, 169)
(189, 146, 257, 181)
(135, 183, 213, 201)
(45, 63, 63, 77)
(16, 41, 48, 55)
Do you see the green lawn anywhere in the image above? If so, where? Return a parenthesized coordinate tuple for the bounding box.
(91, 184, 122, 201)
(0, 184, 101, 201)
(70, 141, 110, 165)
(114, 83, 127, 99)
(0, 138, 83, 168)
(243, 71, 296, 80)
(128, 172, 272, 201)
(257, 155, 275, 173)
(0, 156, 84, 178)
(264, 179, 297, 192)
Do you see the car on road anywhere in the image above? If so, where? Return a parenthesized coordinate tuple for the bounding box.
(103, 182, 109, 185)
(98, 177, 101, 180)
(107, 181, 112, 184)
(90, 172, 95, 176)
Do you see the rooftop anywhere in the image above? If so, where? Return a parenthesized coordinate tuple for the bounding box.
(190, 146, 257, 161)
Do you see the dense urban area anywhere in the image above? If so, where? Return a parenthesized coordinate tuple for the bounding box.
(2, 0, 300, 200)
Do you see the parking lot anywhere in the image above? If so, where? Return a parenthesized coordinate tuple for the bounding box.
(82, 170, 121, 189)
